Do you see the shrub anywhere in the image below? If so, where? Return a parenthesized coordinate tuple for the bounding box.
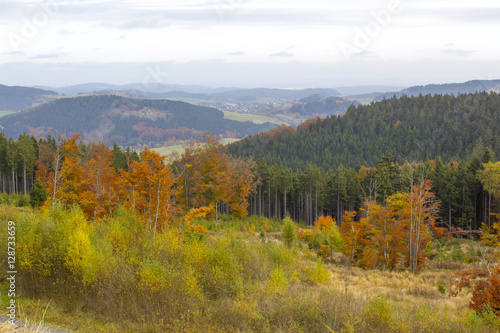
(268, 267, 289, 294)
(308, 259, 330, 285)
(364, 295, 392, 327)
(15, 195, 30, 207)
(282, 217, 296, 248)
(29, 180, 47, 208)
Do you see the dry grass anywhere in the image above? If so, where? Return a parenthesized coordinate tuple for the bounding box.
(0, 301, 54, 333)
(329, 262, 473, 314)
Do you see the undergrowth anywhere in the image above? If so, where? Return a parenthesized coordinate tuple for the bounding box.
(0, 204, 499, 332)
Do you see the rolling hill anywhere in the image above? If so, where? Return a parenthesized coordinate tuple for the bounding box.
(228, 92, 500, 170)
(0, 95, 276, 147)
(40, 82, 342, 102)
(0, 84, 58, 111)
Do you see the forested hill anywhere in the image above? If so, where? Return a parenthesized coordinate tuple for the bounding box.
(228, 92, 500, 170)
(0, 95, 276, 147)
(0, 84, 58, 110)
(374, 79, 500, 101)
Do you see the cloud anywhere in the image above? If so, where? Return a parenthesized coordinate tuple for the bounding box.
(407, 7, 500, 24)
(119, 14, 171, 29)
(270, 51, 294, 57)
(29, 53, 68, 59)
(0, 51, 25, 56)
(58, 29, 75, 35)
(442, 49, 476, 57)
(270, 45, 296, 57)
(2, 1, 363, 29)
(349, 49, 379, 61)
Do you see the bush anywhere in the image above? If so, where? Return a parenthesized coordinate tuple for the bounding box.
(282, 217, 296, 248)
(364, 295, 392, 327)
(268, 267, 289, 294)
(308, 259, 330, 285)
(15, 195, 30, 207)
(29, 180, 47, 208)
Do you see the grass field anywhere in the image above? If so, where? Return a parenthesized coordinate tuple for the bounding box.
(0, 111, 15, 117)
(151, 138, 241, 157)
(163, 97, 215, 104)
(223, 111, 282, 124)
(150, 144, 186, 156)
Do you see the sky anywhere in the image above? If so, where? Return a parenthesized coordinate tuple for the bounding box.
(0, 0, 499, 88)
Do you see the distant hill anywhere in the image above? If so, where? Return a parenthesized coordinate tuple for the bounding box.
(0, 95, 276, 147)
(42, 83, 342, 102)
(374, 79, 500, 101)
(49, 82, 217, 96)
(209, 88, 341, 101)
(0, 84, 58, 111)
(334, 85, 407, 95)
(291, 95, 359, 117)
(228, 92, 500, 170)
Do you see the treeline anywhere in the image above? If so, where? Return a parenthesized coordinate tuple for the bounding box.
(375, 79, 500, 101)
(2, 132, 499, 231)
(0, 132, 141, 196)
(229, 92, 500, 170)
(247, 153, 499, 230)
(1, 133, 259, 228)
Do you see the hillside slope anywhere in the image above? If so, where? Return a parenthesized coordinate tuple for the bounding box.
(228, 92, 500, 170)
(0, 84, 58, 111)
(0, 95, 276, 147)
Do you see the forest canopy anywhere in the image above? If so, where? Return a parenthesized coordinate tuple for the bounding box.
(229, 92, 500, 170)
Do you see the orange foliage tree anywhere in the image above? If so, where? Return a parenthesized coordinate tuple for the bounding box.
(405, 180, 440, 273)
(227, 158, 259, 218)
(39, 134, 82, 208)
(341, 180, 439, 272)
(341, 211, 378, 268)
(119, 149, 175, 237)
(450, 223, 500, 315)
(79, 143, 119, 220)
(364, 200, 406, 270)
(176, 135, 231, 213)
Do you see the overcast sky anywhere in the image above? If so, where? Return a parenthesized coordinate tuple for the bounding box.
(0, 0, 499, 88)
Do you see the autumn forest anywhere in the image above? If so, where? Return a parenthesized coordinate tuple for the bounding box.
(0, 92, 500, 332)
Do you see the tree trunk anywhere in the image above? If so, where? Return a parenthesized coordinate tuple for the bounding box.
(274, 188, 278, 217)
(448, 203, 452, 228)
(488, 175, 492, 227)
(268, 183, 271, 218)
(315, 188, 318, 222)
(153, 177, 161, 241)
(23, 164, 27, 195)
(283, 186, 287, 218)
(259, 185, 262, 217)
(337, 185, 341, 225)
